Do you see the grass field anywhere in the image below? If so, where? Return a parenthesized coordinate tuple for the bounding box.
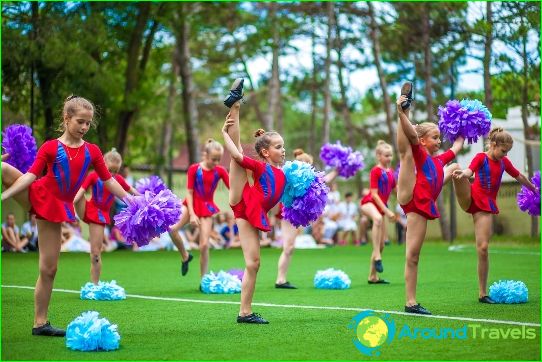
(1, 241, 540, 360)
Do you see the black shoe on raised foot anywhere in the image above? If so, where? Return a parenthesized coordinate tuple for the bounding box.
(32, 322, 66, 337)
(404, 304, 432, 315)
(223, 78, 244, 108)
(275, 281, 297, 289)
(400, 81, 413, 110)
(237, 313, 269, 324)
(479, 295, 496, 304)
(374, 259, 384, 273)
(181, 253, 193, 276)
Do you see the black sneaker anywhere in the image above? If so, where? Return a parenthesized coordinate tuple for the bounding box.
(237, 313, 269, 324)
(374, 259, 384, 273)
(479, 296, 496, 304)
(400, 81, 413, 110)
(275, 281, 297, 289)
(32, 321, 66, 337)
(404, 304, 432, 315)
(223, 78, 244, 108)
(181, 253, 193, 276)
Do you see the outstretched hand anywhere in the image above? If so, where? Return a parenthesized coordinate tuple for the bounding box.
(396, 96, 408, 113)
(452, 169, 467, 180)
(222, 117, 235, 134)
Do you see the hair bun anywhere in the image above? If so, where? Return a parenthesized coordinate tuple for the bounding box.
(65, 95, 79, 101)
(254, 129, 266, 138)
(376, 140, 386, 145)
(293, 148, 304, 157)
(207, 138, 214, 143)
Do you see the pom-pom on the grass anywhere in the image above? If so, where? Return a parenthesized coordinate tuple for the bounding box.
(320, 142, 364, 178)
(200, 271, 242, 294)
(66, 311, 120, 351)
(283, 173, 329, 227)
(281, 161, 316, 207)
(227, 268, 244, 281)
(113, 190, 182, 247)
(489, 280, 528, 304)
(517, 171, 540, 216)
(314, 268, 351, 289)
(437, 99, 492, 144)
(135, 175, 167, 195)
(80, 281, 126, 301)
(1, 124, 37, 173)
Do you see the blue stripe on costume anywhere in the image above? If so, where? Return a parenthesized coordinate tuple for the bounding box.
(430, 201, 438, 217)
(489, 199, 497, 213)
(194, 167, 205, 197)
(479, 156, 491, 191)
(259, 172, 269, 198)
(72, 146, 91, 192)
(495, 160, 505, 190)
(260, 212, 268, 228)
(97, 210, 106, 223)
(378, 171, 389, 195)
(266, 165, 276, 202)
(54, 142, 71, 194)
(64, 203, 76, 222)
(421, 158, 438, 196)
(210, 170, 220, 196)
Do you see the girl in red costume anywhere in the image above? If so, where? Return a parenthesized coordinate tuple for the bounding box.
(168, 139, 229, 280)
(74, 148, 139, 285)
(1, 96, 130, 336)
(396, 84, 464, 315)
(451, 127, 537, 304)
(222, 78, 286, 324)
(360, 140, 396, 284)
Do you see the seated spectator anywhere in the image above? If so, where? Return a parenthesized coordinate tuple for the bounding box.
(21, 213, 39, 251)
(2, 213, 28, 252)
(60, 221, 91, 252)
(337, 192, 359, 245)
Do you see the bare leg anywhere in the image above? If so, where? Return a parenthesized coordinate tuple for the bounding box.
(450, 166, 472, 212)
(168, 205, 190, 261)
(404, 212, 428, 306)
(34, 219, 62, 327)
(396, 110, 416, 205)
(276, 220, 297, 284)
(89, 223, 104, 284)
(227, 102, 248, 206)
(361, 203, 384, 281)
(198, 217, 213, 277)
(237, 219, 261, 317)
(473, 212, 492, 298)
(2, 162, 31, 210)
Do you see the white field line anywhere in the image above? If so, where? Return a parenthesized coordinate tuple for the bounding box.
(2, 284, 540, 328)
(448, 244, 540, 256)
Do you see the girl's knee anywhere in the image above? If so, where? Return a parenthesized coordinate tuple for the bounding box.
(90, 253, 101, 264)
(40, 264, 58, 279)
(373, 214, 383, 227)
(477, 242, 489, 256)
(406, 251, 419, 265)
(246, 258, 260, 272)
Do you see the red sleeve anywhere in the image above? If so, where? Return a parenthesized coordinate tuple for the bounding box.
(502, 157, 520, 178)
(186, 164, 197, 190)
(27, 140, 54, 176)
(81, 172, 98, 191)
(468, 153, 485, 173)
(437, 149, 456, 166)
(410, 143, 425, 164)
(115, 174, 132, 192)
(238, 155, 264, 174)
(218, 166, 230, 189)
(88, 143, 112, 181)
(369, 167, 381, 190)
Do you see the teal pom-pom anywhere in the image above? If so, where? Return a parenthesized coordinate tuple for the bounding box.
(200, 271, 242, 294)
(489, 280, 528, 304)
(314, 268, 351, 289)
(281, 160, 316, 207)
(66, 311, 120, 351)
(80, 280, 126, 301)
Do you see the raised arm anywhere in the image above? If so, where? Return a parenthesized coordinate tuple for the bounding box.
(396, 95, 419, 145)
(222, 117, 243, 163)
(450, 136, 465, 155)
(103, 178, 130, 200)
(516, 173, 537, 192)
(323, 169, 339, 184)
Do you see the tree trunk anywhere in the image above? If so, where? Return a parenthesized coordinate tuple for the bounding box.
(422, 3, 434, 121)
(309, 17, 318, 157)
(483, 2, 493, 110)
(367, 2, 398, 157)
(322, 1, 334, 145)
(116, 2, 151, 155)
(176, 4, 200, 165)
(266, 2, 280, 132)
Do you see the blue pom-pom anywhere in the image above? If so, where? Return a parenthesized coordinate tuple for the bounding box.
(281, 160, 316, 207)
(314, 268, 351, 289)
(66, 311, 120, 351)
(489, 280, 528, 304)
(283, 174, 329, 227)
(200, 271, 242, 294)
(80, 280, 126, 301)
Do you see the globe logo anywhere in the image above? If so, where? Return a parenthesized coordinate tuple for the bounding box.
(348, 310, 396, 356)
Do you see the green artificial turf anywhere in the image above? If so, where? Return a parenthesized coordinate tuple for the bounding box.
(1, 242, 540, 360)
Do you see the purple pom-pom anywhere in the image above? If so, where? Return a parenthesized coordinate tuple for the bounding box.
(135, 175, 167, 195)
(1, 124, 37, 173)
(517, 171, 540, 216)
(283, 173, 329, 227)
(438, 99, 492, 144)
(227, 268, 244, 281)
(393, 163, 400, 181)
(113, 190, 182, 246)
(320, 142, 364, 179)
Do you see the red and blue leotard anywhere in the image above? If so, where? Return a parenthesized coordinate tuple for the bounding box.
(27, 140, 112, 223)
(400, 144, 456, 220)
(81, 171, 131, 225)
(230, 156, 286, 232)
(361, 166, 396, 215)
(466, 153, 520, 214)
(183, 163, 229, 217)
